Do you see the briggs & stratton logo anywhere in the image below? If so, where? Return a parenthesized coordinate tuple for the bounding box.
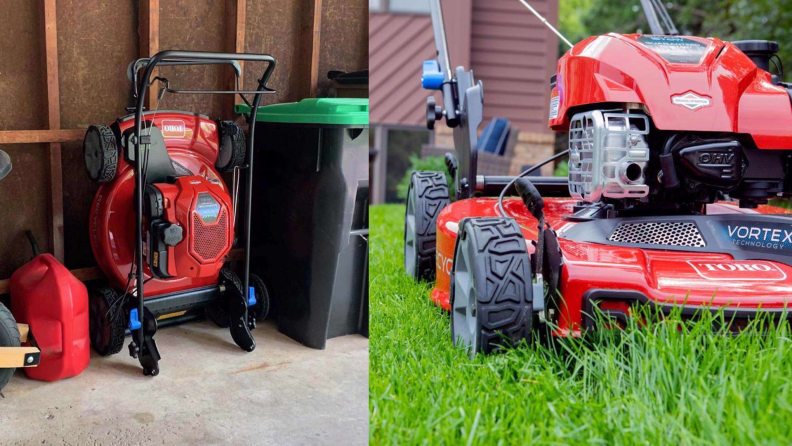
(161, 120, 186, 138)
(687, 260, 787, 281)
(671, 92, 712, 111)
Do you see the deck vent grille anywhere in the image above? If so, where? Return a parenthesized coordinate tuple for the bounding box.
(608, 221, 706, 248)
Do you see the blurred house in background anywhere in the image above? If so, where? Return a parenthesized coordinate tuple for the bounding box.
(369, 0, 559, 203)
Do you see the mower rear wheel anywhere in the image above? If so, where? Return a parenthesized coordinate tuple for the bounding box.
(0, 303, 20, 393)
(83, 125, 119, 183)
(205, 301, 231, 328)
(249, 274, 270, 322)
(89, 287, 126, 356)
(450, 217, 535, 356)
(216, 121, 246, 173)
(206, 268, 244, 328)
(404, 171, 449, 282)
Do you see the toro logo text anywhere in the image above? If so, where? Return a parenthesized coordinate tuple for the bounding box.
(161, 120, 187, 138)
(688, 260, 787, 281)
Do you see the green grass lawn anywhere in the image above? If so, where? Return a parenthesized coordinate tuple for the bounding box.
(370, 204, 792, 445)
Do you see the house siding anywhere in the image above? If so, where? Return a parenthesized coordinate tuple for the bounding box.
(370, 0, 559, 132)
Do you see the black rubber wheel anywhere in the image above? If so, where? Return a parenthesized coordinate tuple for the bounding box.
(216, 121, 246, 173)
(404, 171, 449, 282)
(83, 125, 119, 183)
(0, 303, 20, 393)
(205, 268, 243, 328)
(205, 301, 231, 328)
(89, 287, 126, 356)
(249, 273, 270, 322)
(450, 218, 536, 356)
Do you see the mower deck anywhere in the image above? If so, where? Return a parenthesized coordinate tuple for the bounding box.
(432, 197, 792, 336)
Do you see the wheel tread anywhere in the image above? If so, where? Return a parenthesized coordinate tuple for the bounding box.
(405, 171, 449, 281)
(453, 217, 535, 355)
(89, 287, 125, 357)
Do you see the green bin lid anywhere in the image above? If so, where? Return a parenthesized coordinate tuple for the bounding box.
(235, 98, 369, 126)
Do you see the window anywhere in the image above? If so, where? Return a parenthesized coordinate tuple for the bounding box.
(369, 0, 431, 14)
(390, 0, 430, 14)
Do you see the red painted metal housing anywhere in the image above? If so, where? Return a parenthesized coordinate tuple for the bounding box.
(550, 34, 792, 149)
(432, 198, 792, 337)
(89, 112, 231, 297)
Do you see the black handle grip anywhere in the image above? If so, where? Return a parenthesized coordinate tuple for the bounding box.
(515, 178, 545, 219)
(25, 230, 41, 257)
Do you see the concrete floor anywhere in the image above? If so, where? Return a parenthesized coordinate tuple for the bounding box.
(0, 320, 369, 445)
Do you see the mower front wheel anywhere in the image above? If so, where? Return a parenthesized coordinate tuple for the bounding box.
(83, 125, 119, 183)
(404, 171, 449, 282)
(88, 287, 126, 357)
(450, 217, 536, 356)
(0, 303, 21, 393)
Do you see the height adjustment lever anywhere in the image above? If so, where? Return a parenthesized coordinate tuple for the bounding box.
(426, 96, 444, 130)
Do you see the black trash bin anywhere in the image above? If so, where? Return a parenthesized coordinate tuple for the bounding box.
(237, 98, 369, 349)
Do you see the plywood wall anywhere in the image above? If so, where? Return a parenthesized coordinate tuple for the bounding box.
(317, 0, 368, 96)
(0, 1, 50, 278)
(58, 0, 139, 270)
(0, 0, 368, 283)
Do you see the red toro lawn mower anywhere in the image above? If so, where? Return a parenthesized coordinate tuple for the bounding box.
(406, 0, 792, 355)
(83, 51, 275, 375)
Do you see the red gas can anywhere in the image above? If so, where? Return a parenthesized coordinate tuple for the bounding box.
(10, 253, 90, 381)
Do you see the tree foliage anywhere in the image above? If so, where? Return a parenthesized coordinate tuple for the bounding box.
(558, 0, 792, 69)
(396, 155, 453, 201)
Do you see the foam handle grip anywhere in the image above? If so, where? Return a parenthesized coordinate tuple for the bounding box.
(515, 177, 545, 219)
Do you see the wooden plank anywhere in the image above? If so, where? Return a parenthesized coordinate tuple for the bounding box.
(298, 0, 324, 99)
(0, 347, 40, 368)
(0, 129, 85, 144)
(17, 324, 29, 343)
(42, 0, 64, 263)
(0, 266, 103, 295)
(227, 0, 247, 108)
(309, 0, 323, 98)
(139, 0, 160, 110)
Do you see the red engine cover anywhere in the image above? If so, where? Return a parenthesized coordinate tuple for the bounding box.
(10, 254, 90, 382)
(550, 34, 792, 149)
(90, 112, 231, 297)
(148, 176, 233, 279)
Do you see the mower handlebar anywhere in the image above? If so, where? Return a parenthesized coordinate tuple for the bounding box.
(128, 58, 243, 83)
(129, 51, 277, 104)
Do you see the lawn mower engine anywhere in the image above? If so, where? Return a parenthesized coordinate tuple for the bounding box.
(83, 111, 269, 360)
(144, 175, 231, 280)
(554, 36, 792, 216)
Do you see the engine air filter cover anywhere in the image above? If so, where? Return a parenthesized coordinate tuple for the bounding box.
(568, 110, 651, 202)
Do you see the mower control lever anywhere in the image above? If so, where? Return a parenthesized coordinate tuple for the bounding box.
(516, 178, 548, 313)
(426, 96, 443, 130)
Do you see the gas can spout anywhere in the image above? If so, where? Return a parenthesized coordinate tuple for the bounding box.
(25, 230, 41, 257)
